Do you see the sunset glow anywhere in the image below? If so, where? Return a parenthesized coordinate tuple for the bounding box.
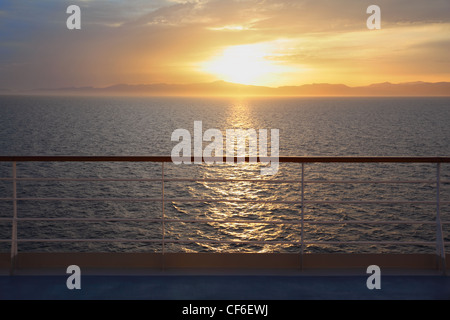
(0, 0, 449, 93)
(202, 44, 289, 86)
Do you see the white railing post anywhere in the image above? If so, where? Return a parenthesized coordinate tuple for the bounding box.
(10, 161, 18, 275)
(436, 163, 446, 274)
(161, 162, 165, 256)
(300, 163, 305, 269)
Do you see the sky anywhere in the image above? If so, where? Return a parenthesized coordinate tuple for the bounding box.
(1, 0, 450, 91)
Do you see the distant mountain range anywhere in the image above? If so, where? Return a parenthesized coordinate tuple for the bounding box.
(13, 80, 450, 96)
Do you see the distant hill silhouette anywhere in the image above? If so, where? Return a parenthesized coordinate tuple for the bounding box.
(25, 80, 450, 96)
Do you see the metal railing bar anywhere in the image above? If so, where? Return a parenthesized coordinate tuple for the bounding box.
(171, 199, 448, 205)
(166, 198, 448, 205)
(1, 177, 445, 184)
(163, 218, 295, 224)
(17, 239, 301, 245)
(168, 239, 441, 246)
(173, 179, 448, 184)
(161, 239, 301, 245)
(4, 197, 449, 205)
(10, 197, 300, 204)
(166, 178, 443, 184)
(303, 241, 436, 245)
(0, 198, 442, 204)
(0, 217, 439, 226)
(15, 217, 162, 223)
(1, 215, 448, 224)
(166, 198, 298, 204)
(3, 197, 291, 204)
(13, 197, 163, 202)
(12, 238, 437, 246)
(304, 180, 435, 184)
(17, 239, 163, 243)
(8, 177, 162, 182)
(304, 200, 440, 205)
(302, 220, 437, 225)
(169, 199, 450, 205)
(1, 155, 450, 163)
(164, 178, 299, 183)
(17, 217, 297, 224)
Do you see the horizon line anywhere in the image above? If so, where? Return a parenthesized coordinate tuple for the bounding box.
(2, 79, 450, 97)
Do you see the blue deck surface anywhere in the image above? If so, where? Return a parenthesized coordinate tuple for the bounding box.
(0, 274, 449, 300)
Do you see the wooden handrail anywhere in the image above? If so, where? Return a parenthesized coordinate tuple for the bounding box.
(0, 156, 450, 163)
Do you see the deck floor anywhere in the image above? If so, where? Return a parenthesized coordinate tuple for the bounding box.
(1, 269, 449, 300)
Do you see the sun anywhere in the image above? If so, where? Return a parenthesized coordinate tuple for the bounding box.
(201, 44, 281, 86)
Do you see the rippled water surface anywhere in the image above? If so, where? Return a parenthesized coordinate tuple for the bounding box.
(0, 95, 449, 253)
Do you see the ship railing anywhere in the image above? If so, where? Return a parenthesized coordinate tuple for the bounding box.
(0, 156, 449, 274)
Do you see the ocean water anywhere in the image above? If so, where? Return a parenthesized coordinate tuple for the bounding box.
(0, 95, 449, 254)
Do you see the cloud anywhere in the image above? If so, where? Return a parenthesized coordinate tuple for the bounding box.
(124, 0, 450, 32)
(0, 0, 449, 89)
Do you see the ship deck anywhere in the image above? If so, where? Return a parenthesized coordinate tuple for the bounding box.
(1, 271, 449, 300)
(1, 252, 449, 300)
